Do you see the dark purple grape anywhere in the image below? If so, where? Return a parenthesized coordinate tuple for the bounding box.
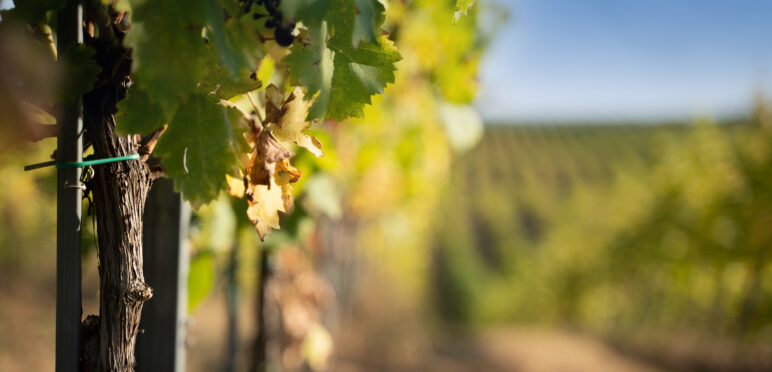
(274, 24, 295, 46)
(264, 0, 279, 14)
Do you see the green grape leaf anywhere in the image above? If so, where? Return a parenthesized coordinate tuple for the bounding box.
(203, 0, 254, 76)
(115, 84, 165, 135)
(218, 0, 241, 20)
(352, 0, 384, 47)
(284, 0, 400, 121)
(325, 36, 400, 119)
(7, 0, 65, 23)
(59, 44, 101, 103)
(454, 0, 476, 24)
(198, 43, 262, 99)
(283, 21, 334, 120)
(280, 0, 329, 24)
(153, 94, 244, 205)
(126, 0, 208, 118)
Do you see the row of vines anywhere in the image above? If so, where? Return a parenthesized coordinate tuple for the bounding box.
(436, 102, 772, 348)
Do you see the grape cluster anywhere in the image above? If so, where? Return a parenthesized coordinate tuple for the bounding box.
(241, 0, 296, 47)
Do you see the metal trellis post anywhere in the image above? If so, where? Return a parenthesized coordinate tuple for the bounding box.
(136, 178, 190, 372)
(55, 0, 84, 371)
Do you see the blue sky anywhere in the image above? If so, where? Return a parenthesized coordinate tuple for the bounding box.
(475, 0, 772, 122)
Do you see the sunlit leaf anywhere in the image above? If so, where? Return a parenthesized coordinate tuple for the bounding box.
(246, 177, 287, 240)
(153, 93, 244, 205)
(352, 0, 384, 47)
(268, 86, 324, 157)
(453, 0, 476, 24)
(284, 0, 400, 121)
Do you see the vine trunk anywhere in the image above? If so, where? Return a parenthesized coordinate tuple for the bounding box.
(81, 36, 153, 371)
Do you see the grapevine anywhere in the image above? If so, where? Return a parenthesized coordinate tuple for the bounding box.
(0, 0, 479, 369)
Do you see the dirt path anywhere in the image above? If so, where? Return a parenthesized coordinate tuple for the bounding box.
(460, 328, 663, 372)
(1, 278, 663, 372)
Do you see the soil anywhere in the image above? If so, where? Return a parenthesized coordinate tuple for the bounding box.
(9, 270, 765, 372)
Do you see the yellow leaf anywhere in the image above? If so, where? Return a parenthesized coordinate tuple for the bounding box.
(248, 129, 293, 186)
(233, 84, 322, 240)
(276, 158, 302, 183)
(276, 159, 302, 211)
(269, 87, 324, 157)
(264, 84, 285, 124)
(281, 183, 293, 212)
(246, 177, 286, 241)
(226, 174, 245, 198)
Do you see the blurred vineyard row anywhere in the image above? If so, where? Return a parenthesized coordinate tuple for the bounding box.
(434, 101, 772, 346)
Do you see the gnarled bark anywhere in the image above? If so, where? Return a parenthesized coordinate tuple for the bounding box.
(85, 110, 153, 371)
(82, 21, 153, 370)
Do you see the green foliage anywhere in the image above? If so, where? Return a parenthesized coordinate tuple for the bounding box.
(454, 0, 476, 24)
(434, 120, 772, 340)
(1, 0, 478, 210)
(125, 0, 208, 118)
(283, 21, 334, 120)
(203, 0, 253, 76)
(113, 0, 407, 206)
(153, 94, 245, 205)
(322, 32, 400, 120)
(284, 0, 400, 121)
(115, 84, 164, 135)
(199, 43, 262, 99)
(352, 0, 384, 47)
(281, 0, 329, 25)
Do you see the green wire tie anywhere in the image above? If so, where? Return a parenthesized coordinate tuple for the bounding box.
(24, 154, 141, 171)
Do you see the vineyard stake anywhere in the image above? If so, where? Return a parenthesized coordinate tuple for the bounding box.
(135, 178, 190, 372)
(55, 1, 84, 371)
